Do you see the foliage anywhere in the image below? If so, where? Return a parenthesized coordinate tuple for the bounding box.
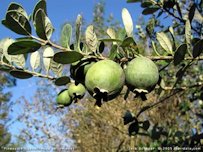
(0, 0, 203, 150)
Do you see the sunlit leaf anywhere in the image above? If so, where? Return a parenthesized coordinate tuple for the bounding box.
(76, 14, 82, 48)
(157, 32, 173, 54)
(35, 9, 54, 40)
(185, 20, 191, 54)
(108, 45, 118, 60)
(7, 2, 29, 19)
(122, 8, 133, 37)
(50, 59, 63, 77)
(0, 38, 15, 63)
(60, 24, 72, 49)
(174, 44, 187, 66)
(8, 39, 41, 55)
(43, 46, 54, 72)
(11, 54, 25, 68)
(10, 70, 33, 79)
(32, 0, 47, 21)
(30, 51, 40, 70)
(85, 25, 98, 52)
(53, 51, 83, 64)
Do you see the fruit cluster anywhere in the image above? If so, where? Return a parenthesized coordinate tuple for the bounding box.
(56, 56, 159, 107)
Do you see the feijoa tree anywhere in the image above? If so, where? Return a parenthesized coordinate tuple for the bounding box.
(0, 0, 203, 148)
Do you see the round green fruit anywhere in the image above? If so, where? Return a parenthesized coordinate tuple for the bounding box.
(56, 89, 72, 106)
(68, 82, 86, 99)
(125, 56, 159, 93)
(85, 59, 125, 100)
(70, 58, 96, 83)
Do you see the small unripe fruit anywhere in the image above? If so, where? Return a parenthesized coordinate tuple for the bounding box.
(125, 56, 159, 93)
(56, 89, 72, 106)
(70, 58, 96, 83)
(68, 83, 86, 99)
(85, 59, 125, 100)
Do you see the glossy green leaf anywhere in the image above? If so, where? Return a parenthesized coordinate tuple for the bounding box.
(174, 44, 187, 66)
(4, 11, 31, 35)
(142, 7, 159, 15)
(157, 32, 173, 54)
(193, 39, 203, 58)
(53, 51, 83, 64)
(10, 70, 33, 79)
(8, 40, 41, 55)
(127, 0, 141, 3)
(54, 76, 70, 86)
(141, 1, 153, 8)
(189, 4, 196, 22)
(85, 25, 98, 52)
(30, 51, 40, 70)
(122, 8, 133, 37)
(35, 9, 53, 40)
(60, 24, 72, 49)
(7, 2, 28, 19)
(32, 0, 47, 21)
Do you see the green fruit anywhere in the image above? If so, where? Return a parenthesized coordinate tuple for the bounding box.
(68, 83, 86, 99)
(56, 89, 72, 106)
(125, 56, 159, 93)
(85, 59, 125, 100)
(70, 58, 97, 83)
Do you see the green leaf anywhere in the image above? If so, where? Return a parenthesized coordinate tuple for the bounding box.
(35, 9, 54, 40)
(7, 2, 28, 19)
(189, 4, 196, 23)
(50, 59, 63, 77)
(99, 38, 122, 43)
(122, 8, 133, 37)
(76, 14, 82, 49)
(193, 39, 203, 58)
(0, 38, 15, 63)
(107, 28, 117, 45)
(127, 0, 141, 3)
(141, 1, 153, 8)
(30, 51, 40, 70)
(142, 7, 159, 15)
(54, 76, 70, 86)
(43, 46, 54, 72)
(4, 11, 31, 35)
(108, 45, 118, 60)
(157, 32, 173, 54)
(10, 70, 33, 79)
(85, 25, 98, 52)
(60, 24, 72, 49)
(8, 40, 41, 55)
(53, 51, 83, 64)
(185, 20, 191, 55)
(121, 37, 137, 47)
(174, 44, 187, 66)
(123, 110, 135, 125)
(11, 55, 25, 68)
(32, 0, 47, 21)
